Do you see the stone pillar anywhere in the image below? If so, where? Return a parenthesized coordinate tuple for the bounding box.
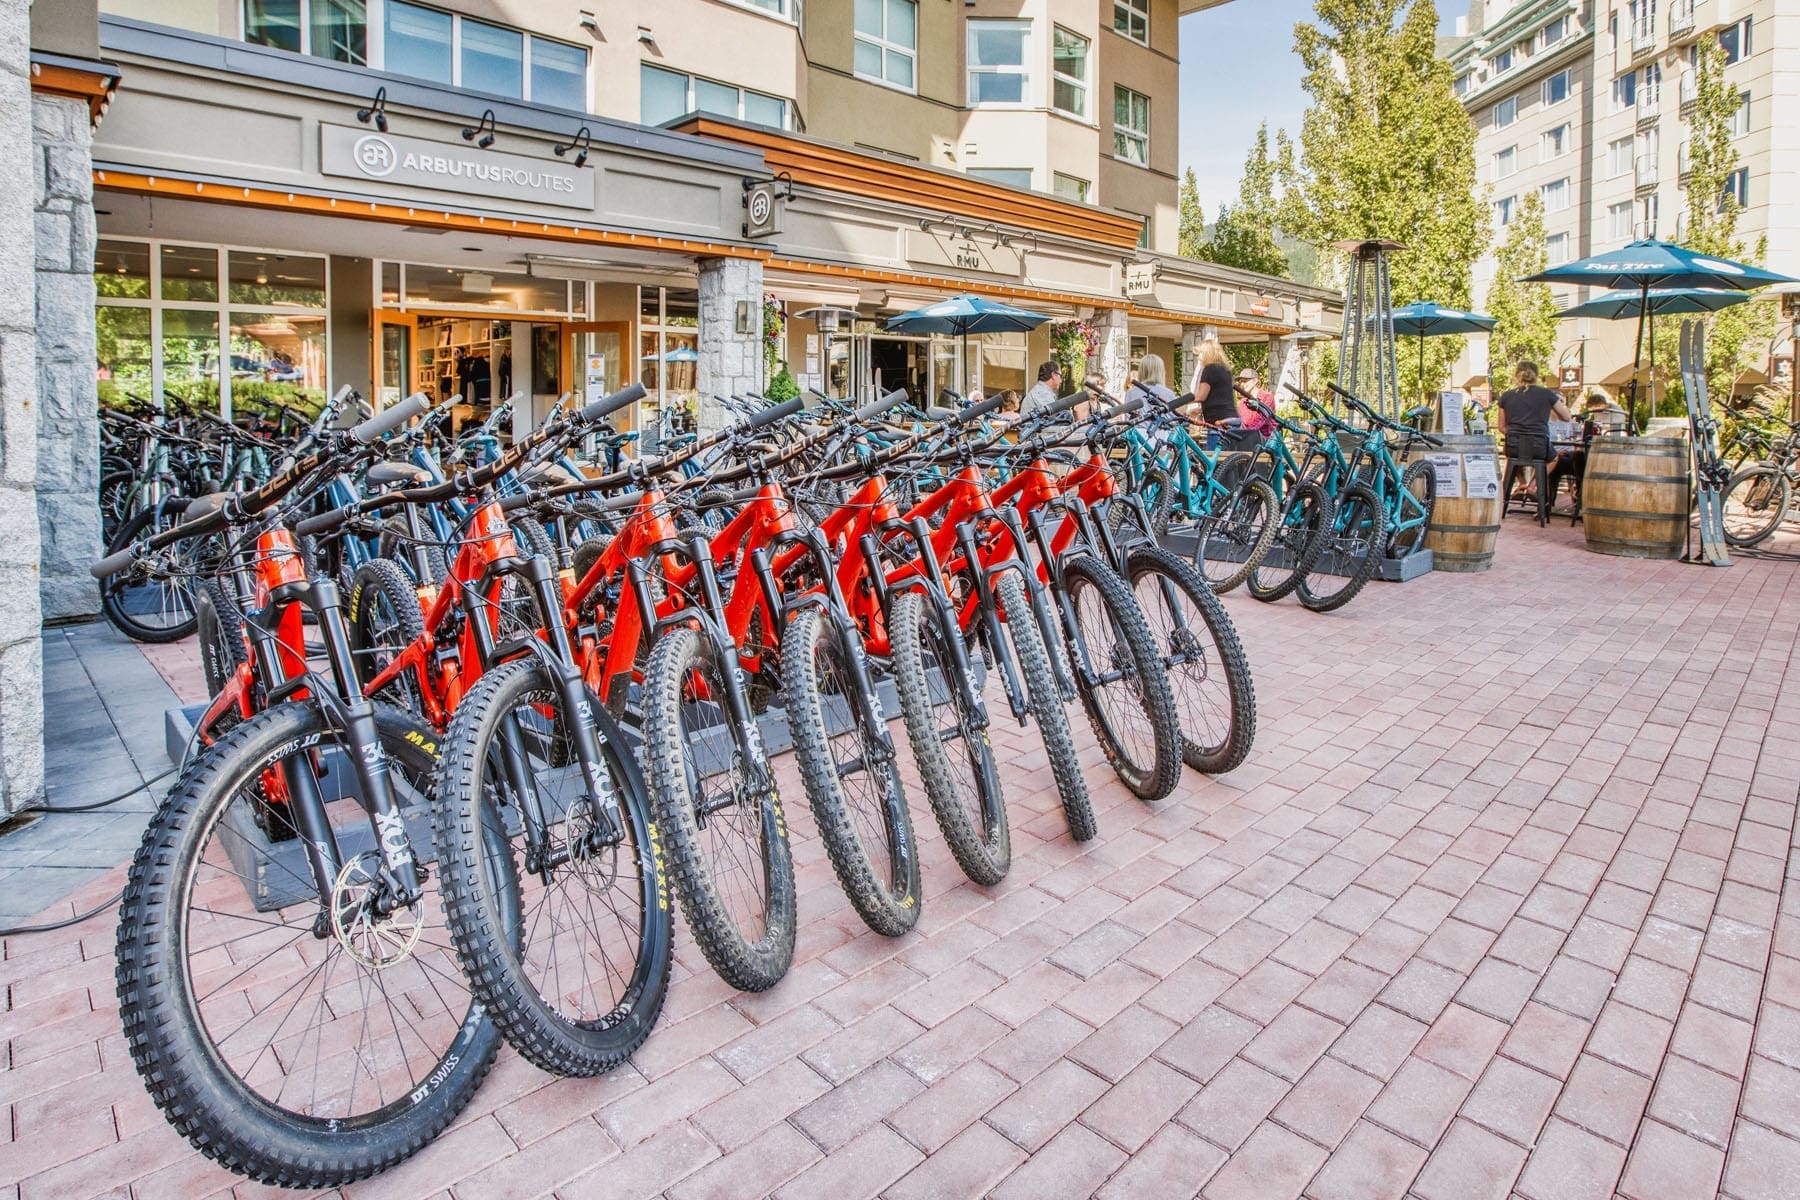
(1266, 335, 1297, 393)
(33, 91, 100, 621)
(0, 0, 47, 817)
(1092, 307, 1130, 393)
(696, 256, 764, 434)
(1179, 324, 1219, 391)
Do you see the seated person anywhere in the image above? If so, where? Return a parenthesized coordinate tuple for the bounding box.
(1235, 368, 1276, 437)
(1581, 390, 1629, 436)
(1497, 360, 1572, 501)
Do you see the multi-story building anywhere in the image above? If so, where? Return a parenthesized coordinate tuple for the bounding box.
(1446, 0, 1799, 400)
(0, 0, 1334, 809)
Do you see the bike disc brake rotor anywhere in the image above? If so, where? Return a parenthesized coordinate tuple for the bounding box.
(331, 852, 424, 969)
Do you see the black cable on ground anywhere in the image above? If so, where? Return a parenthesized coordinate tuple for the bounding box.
(0, 889, 124, 937)
(35, 765, 177, 814)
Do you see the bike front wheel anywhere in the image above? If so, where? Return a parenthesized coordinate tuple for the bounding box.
(1195, 478, 1279, 595)
(115, 702, 500, 1187)
(1722, 466, 1790, 547)
(994, 571, 1096, 842)
(1299, 482, 1387, 613)
(432, 658, 672, 1076)
(100, 502, 210, 643)
(642, 625, 798, 991)
(783, 606, 922, 937)
(1248, 479, 1334, 604)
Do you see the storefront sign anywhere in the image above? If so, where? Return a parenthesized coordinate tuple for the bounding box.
(320, 124, 595, 210)
(1123, 262, 1157, 298)
(904, 229, 1022, 278)
(1559, 365, 1582, 388)
(1237, 294, 1286, 322)
(744, 180, 783, 239)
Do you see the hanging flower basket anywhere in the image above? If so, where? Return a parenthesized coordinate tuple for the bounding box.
(1048, 319, 1100, 386)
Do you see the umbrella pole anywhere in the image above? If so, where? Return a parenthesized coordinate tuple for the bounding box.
(1419, 335, 1426, 412)
(1628, 283, 1649, 433)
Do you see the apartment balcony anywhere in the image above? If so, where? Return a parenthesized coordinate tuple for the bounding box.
(1636, 155, 1660, 189)
(1631, 24, 1659, 57)
(1637, 92, 1661, 123)
(1679, 72, 1698, 109)
(1670, 1, 1697, 37)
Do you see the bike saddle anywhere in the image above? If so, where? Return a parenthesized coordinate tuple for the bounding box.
(366, 461, 434, 489)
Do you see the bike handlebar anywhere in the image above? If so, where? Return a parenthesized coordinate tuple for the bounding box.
(854, 388, 911, 425)
(579, 382, 648, 426)
(349, 393, 431, 444)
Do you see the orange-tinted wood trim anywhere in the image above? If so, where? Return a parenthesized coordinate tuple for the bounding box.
(1126, 304, 1301, 336)
(30, 62, 119, 125)
(676, 117, 1143, 251)
(92, 170, 771, 262)
(766, 257, 1125, 312)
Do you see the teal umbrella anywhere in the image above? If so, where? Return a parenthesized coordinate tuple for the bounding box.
(1559, 287, 1752, 320)
(1388, 301, 1496, 402)
(886, 293, 1051, 396)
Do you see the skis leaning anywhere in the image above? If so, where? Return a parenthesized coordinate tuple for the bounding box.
(1679, 319, 1732, 567)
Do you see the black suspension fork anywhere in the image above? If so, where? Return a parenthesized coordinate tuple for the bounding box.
(1022, 503, 1090, 693)
(399, 501, 438, 584)
(951, 518, 1030, 721)
(895, 517, 991, 730)
(679, 535, 780, 815)
(797, 527, 897, 753)
(991, 506, 1075, 698)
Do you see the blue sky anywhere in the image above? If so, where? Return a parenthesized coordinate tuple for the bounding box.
(1178, 2, 1463, 218)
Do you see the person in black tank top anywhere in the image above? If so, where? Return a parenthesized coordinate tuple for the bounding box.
(1496, 361, 1573, 499)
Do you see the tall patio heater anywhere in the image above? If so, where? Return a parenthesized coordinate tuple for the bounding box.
(1335, 238, 1408, 421)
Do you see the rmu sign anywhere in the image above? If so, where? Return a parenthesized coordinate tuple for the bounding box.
(904, 228, 1023, 278)
(320, 124, 595, 210)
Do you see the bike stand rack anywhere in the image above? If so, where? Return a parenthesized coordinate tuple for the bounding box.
(1157, 529, 1435, 584)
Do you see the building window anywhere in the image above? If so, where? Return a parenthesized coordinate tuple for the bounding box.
(968, 167, 1033, 190)
(95, 237, 330, 418)
(1113, 86, 1150, 165)
(725, 0, 795, 19)
(1454, 72, 1471, 97)
(1113, 0, 1149, 45)
(1492, 146, 1516, 180)
(1495, 195, 1516, 226)
(1541, 178, 1570, 212)
(1608, 135, 1635, 177)
(383, 0, 451, 84)
(1052, 26, 1090, 119)
(1052, 172, 1090, 203)
(1538, 15, 1570, 48)
(854, 0, 917, 92)
(1608, 200, 1635, 241)
(640, 64, 787, 128)
(531, 37, 588, 110)
(1611, 71, 1636, 112)
(1729, 91, 1751, 137)
(1492, 96, 1517, 128)
(1542, 70, 1570, 106)
(1542, 124, 1569, 159)
(1490, 47, 1514, 75)
(244, 0, 368, 64)
(1546, 231, 1572, 265)
(460, 18, 523, 99)
(1638, 62, 1662, 110)
(1719, 18, 1751, 64)
(968, 19, 1030, 106)
(1721, 168, 1749, 210)
(1639, 192, 1660, 238)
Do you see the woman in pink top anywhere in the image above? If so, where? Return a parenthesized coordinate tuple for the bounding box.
(1235, 368, 1276, 436)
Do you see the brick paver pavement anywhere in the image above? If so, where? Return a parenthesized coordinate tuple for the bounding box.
(5, 518, 1800, 1199)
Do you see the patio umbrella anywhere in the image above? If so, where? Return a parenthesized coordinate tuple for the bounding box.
(885, 293, 1051, 397)
(1560, 287, 1752, 321)
(641, 347, 700, 363)
(1525, 240, 1797, 428)
(1387, 301, 1495, 404)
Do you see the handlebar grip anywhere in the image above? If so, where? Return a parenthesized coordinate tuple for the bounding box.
(579, 382, 648, 425)
(959, 394, 1008, 424)
(294, 504, 354, 538)
(746, 396, 806, 431)
(349, 393, 430, 444)
(1099, 396, 1145, 422)
(853, 388, 909, 424)
(91, 546, 138, 579)
(179, 493, 230, 527)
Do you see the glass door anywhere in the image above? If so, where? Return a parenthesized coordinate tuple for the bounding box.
(375, 313, 415, 408)
(566, 322, 629, 463)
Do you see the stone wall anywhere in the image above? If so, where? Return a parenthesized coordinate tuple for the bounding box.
(1092, 309, 1131, 396)
(696, 256, 764, 433)
(33, 91, 100, 621)
(0, 0, 47, 817)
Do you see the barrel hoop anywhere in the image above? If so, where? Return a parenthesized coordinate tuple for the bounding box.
(1429, 523, 1501, 535)
(1590, 443, 1688, 455)
(1587, 472, 1691, 485)
(1584, 508, 1687, 523)
(1589, 537, 1684, 551)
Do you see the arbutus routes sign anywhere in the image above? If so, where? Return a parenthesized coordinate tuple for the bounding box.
(319, 124, 595, 210)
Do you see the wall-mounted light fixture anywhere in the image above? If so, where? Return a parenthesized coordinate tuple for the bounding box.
(355, 85, 389, 132)
(734, 300, 757, 335)
(461, 108, 498, 149)
(554, 125, 594, 168)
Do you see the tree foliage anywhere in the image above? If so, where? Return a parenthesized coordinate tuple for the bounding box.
(1196, 124, 1289, 278)
(1486, 191, 1559, 374)
(1177, 168, 1207, 260)
(1279, 0, 1489, 399)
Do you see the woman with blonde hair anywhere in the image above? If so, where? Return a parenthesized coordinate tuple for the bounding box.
(1188, 338, 1237, 449)
(1128, 354, 1177, 407)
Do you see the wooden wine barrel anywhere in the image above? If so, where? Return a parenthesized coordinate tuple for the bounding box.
(1405, 434, 1504, 572)
(1582, 436, 1689, 560)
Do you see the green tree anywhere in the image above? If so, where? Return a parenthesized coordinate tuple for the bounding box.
(1486, 191, 1559, 374)
(1647, 37, 1774, 413)
(1197, 124, 1289, 278)
(1177, 168, 1207, 260)
(1279, 0, 1489, 400)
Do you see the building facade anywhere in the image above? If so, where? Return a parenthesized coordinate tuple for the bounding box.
(0, 0, 1336, 813)
(1447, 0, 1799, 398)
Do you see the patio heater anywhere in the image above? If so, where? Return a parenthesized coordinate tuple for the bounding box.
(1335, 238, 1407, 422)
(795, 306, 859, 400)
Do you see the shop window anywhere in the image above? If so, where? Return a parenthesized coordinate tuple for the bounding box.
(95, 239, 151, 301)
(638, 286, 701, 441)
(1052, 27, 1089, 119)
(1113, 0, 1148, 45)
(163, 309, 222, 413)
(228, 312, 328, 410)
(855, 0, 917, 92)
(96, 308, 152, 409)
(384, 1, 452, 84)
(968, 19, 1030, 107)
(981, 332, 1027, 397)
(968, 167, 1032, 190)
(531, 38, 588, 110)
(460, 19, 523, 98)
(1053, 173, 1090, 203)
(397, 263, 570, 314)
(244, 0, 367, 63)
(640, 64, 788, 129)
(1113, 85, 1149, 165)
(229, 251, 327, 308)
(161, 245, 219, 303)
